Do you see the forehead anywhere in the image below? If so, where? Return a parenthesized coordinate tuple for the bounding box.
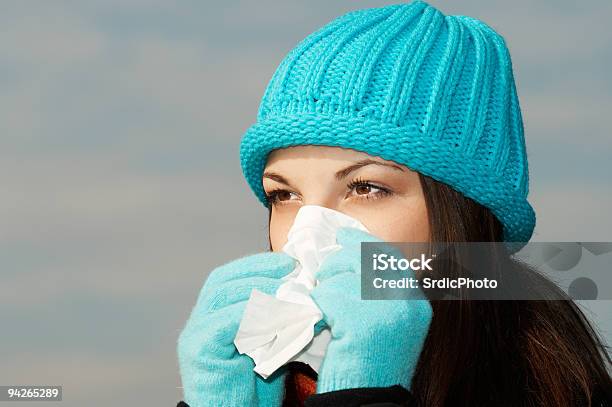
(265, 145, 403, 169)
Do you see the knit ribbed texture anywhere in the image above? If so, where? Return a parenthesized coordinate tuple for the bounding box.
(240, 0, 536, 248)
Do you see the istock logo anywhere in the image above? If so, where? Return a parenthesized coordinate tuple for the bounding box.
(372, 253, 434, 271)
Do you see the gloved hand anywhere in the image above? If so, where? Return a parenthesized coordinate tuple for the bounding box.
(177, 252, 296, 407)
(310, 227, 433, 393)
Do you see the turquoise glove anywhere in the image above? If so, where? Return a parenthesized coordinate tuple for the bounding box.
(177, 252, 296, 407)
(310, 227, 433, 393)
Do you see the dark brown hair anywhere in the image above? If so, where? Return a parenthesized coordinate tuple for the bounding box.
(411, 173, 611, 406)
(267, 172, 611, 406)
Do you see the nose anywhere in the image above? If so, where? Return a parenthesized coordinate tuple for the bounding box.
(301, 192, 341, 213)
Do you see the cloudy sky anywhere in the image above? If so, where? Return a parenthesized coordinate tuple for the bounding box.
(1, 1, 611, 405)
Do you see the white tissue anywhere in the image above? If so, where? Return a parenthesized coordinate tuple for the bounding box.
(233, 205, 369, 378)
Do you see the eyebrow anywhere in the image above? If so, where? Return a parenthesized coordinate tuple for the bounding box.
(262, 171, 293, 187)
(263, 159, 405, 187)
(335, 159, 405, 180)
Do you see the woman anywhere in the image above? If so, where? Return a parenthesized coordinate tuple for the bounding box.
(176, 1, 612, 406)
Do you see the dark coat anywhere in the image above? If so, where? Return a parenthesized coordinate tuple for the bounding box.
(176, 361, 612, 407)
(176, 361, 418, 407)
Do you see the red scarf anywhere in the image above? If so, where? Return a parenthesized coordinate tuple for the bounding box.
(283, 362, 317, 406)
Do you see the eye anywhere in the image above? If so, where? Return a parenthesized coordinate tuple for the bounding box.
(265, 189, 300, 206)
(346, 178, 392, 200)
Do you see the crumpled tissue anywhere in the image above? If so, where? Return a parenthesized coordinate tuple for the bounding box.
(233, 205, 369, 378)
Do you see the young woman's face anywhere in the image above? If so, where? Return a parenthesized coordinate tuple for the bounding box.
(263, 145, 430, 251)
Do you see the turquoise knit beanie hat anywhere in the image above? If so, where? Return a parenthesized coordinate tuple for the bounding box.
(240, 0, 536, 245)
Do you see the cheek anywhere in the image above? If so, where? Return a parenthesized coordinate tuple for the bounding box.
(269, 207, 299, 252)
(358, 198, 430, 242)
